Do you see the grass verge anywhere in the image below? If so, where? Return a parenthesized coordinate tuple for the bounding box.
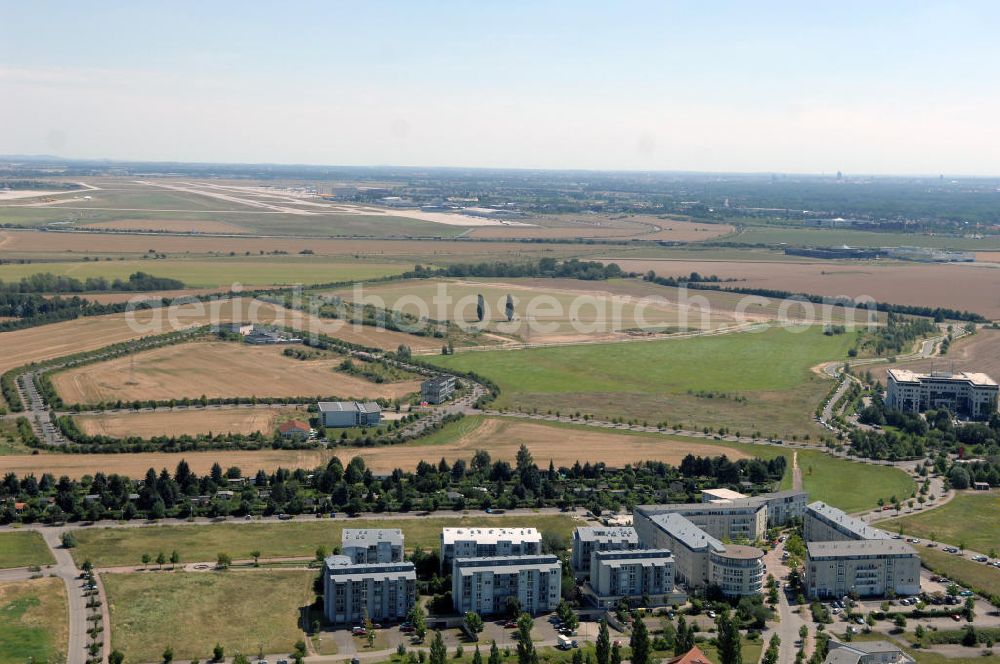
(0, 531, 56, 569)
(0, 577, 68, 664)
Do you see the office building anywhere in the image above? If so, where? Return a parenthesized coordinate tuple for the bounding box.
(886, 369, 998, 420)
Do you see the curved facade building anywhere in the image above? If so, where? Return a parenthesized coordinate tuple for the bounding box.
(709, 544, 765, 597)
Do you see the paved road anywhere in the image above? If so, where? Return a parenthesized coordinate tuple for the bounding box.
(38, 527, 101, 664)
(763, 541, 810, 664)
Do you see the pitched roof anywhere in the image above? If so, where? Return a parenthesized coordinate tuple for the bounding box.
(665, 646, 712, 664)
(278, 420, 310, 433)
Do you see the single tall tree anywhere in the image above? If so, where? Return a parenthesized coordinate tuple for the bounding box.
(629, 612, 650, 664)
(505, 294, 515, 322)
(716, 610, 743, 664)
(516, 613, 538, 664)
(674, 615, 690, 656)
(476, 294, 486, 322)
(472, 646, 483, 664)
(430, 631, 448, 664)
(489, 641, 501, 664)
(611, 644, 622, 664)
(596, 618, 611, 664)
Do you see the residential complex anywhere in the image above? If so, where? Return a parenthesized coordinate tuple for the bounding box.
(635, 500, 768, 542)
(805, 540, 921, 599)
(709, 545, 767, 597)
(421, 375, 457, 404)
(318, 401, 383, 428)
(571, 526, 640, 577)
(440, 527, 542, 571)
(451, 555, 561, 616)
(886, 369, 998, 420)
(341, 528, 404, 564)
(804, 502, 892, 542)
(322, 555, 417, 625)
(586, 549, 681, 608)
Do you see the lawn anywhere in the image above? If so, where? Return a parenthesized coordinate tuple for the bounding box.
(104, 570, 313, 662)
(0, 578, 68, 664)
(72, 514, 579, 567)
(0, 531, 56, 569)
(431, 326, 854, 436)
(0, 257, 408, 288)
(796, 449, 915, 514)
(916, 546, 1000, 602)
(881, 492, 1000, 554)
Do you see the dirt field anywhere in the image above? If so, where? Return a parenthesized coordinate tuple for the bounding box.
(0, 417, 749, 478)
(81, 218, 251, 234)
(467, 215, 732, 241)
(52, 341, 421, 404)
(72, 407, 304, 438)
(0, 297, 441, 380)
(601, 257, 1000, 319)
(869, 327, 1000, 383)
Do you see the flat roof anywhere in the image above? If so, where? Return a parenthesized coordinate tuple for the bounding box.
(806, 540, 918, 558)
(806, 501, 892, 540)
(342, 528, 403, 546)
(442, 527, 541, 545)
(574, 527, 638, 543)
(711, 544, 764, 560)
(888, 368, 998, 387)
(701, 488, 748, 501)
(452, 554, 559, 573)
(318, 401, 382, 413)
(594, 549, 674, 564)
(324, 555, 416, 580)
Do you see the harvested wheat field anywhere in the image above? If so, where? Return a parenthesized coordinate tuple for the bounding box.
(0, 417, 750, 479)
(81, 218, 251, 234)
(601, 258, 1000, 318)
(869, 327, 1000, 384)
(0, 296, 440, 378)
(72, 407, 304, 438)
(52, 341, 421, 404)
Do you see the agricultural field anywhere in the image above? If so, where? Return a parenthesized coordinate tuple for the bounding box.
(731, 225, 1000, 251)
(0, 531, 56, 569)
(72, 514, 580, 567)
(880, 492, 1000, 554)
(432, 326, 855, 436)
(72, 407, 304, 439)
(869, 328, 1000, 384)
(0, 578, 68, 664)
(466, 214, 733, 242)
(0, 256, 407, 288)
(104, 570, 313, 662)
(599, 257, 1000, 319)
(52, 340, 421, 404)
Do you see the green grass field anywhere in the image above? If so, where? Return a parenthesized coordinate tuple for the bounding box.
(0, 577, 68, 664)
(104, 570, 312, 662)
(0, 531, 55, 569)
(431, 326, 852, 436)
(0, 258, 408, 288)
(880, 492, 1000, 554)
(917, 546, 1000, 601)
(796, 449, 915, 514)
(72, 514, 578, 567)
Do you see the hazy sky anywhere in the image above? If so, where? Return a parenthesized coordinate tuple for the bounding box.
(2, 1, 999, 174)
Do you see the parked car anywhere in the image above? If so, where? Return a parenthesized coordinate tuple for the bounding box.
(951, 614, 962, 621)
(352, 626, 367, 636)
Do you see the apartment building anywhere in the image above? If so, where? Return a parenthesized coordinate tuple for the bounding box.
(341, 529, 404, 564)
(804, 502, 892, 543)
(323, 555, 417, 625)
(824, 641, 915, 664)
(634, 500, 768, 542)
(586, 549, 681, 608)
(805, 540, 921, 599)
(451, 555, 561, 616)
(440, 527, 542, 572)
(709, 545, 766, 597)
(886, 369, 998, 420)
(571, 527, 640, 577)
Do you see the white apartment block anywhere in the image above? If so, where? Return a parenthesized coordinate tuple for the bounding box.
(452, 555, 561, 616)
(634, 511, 765, 597)
(804, 502, 892, 542)
(440, 527, 542, 571)
(571, 527, 640, 576)
(341, 529, 404, 564)
(805, 540, 920, 599)
(886, 369, 998, 420)
(323, 555, 417, 625)
(635, 500, 768, 542)
(824, 641, 915, 664)
(586, 549, 680, 608)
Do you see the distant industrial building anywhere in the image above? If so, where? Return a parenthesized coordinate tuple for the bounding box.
(586, 549, 681, 608)
(804, 502, 892, 542)
(886, 369, 998, 420)
(440, 527, 542, 572)
(341, 529, 404, 564)
(805, 540, 920, 599)
(318, 401, 382, 428)
(228, 323, 302, 344)
(322, 555, 416, 625)
(421, 375, 457, 404)
(452, 555, 561, 616)
(571, 527, 640, 577)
